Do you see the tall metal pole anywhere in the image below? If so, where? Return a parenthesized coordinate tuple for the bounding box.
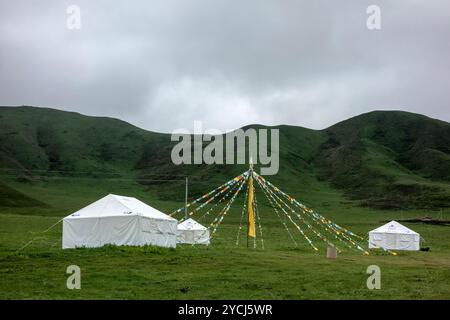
(184, 176, 188, 220)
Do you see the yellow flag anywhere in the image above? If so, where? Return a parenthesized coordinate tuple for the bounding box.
(248, 174, 256, 238)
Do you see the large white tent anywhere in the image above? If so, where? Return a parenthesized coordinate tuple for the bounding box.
(62, 194, 177, 249)
(368, 220, 420, 251)
(177, 218, 210, 245)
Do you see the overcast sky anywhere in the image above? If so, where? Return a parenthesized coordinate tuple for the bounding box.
(0, 1, 449, 132)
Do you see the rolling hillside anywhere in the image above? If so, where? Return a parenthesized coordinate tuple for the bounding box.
(317, 111, 450, 209)
(0, 106, 449, 211)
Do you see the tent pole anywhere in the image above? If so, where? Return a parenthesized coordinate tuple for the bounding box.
(185, 176, 188, 220)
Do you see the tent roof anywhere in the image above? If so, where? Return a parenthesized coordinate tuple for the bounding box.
(369, 220, 419, 235)
(65, 194, 176, 221)
(177, 218, 207, 231)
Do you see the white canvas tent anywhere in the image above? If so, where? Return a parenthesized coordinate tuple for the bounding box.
(62, 194, 177, 249)
(177, 218, 210, 245)
(369, 220, 420, 251)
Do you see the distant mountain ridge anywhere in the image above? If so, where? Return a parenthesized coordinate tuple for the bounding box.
(0, 106, 449, 210)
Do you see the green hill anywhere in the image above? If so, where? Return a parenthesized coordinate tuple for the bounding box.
(318, 111, 450, 209)
(0, 106, 449, 211)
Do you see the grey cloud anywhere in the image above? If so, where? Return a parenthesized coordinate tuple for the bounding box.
(0, 0, 449, 132)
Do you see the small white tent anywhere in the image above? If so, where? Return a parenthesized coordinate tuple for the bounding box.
(62, 194, 177, 249)
(369, 220, 420, 251)
(177, 218, 210, 245)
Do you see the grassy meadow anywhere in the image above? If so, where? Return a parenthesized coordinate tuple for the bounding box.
(1, 176, 449, 299)
(1, 107, 449, 299)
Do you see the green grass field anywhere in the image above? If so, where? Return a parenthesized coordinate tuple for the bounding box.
(1, 107, 449, 299)
(1, 177, 449, 299)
